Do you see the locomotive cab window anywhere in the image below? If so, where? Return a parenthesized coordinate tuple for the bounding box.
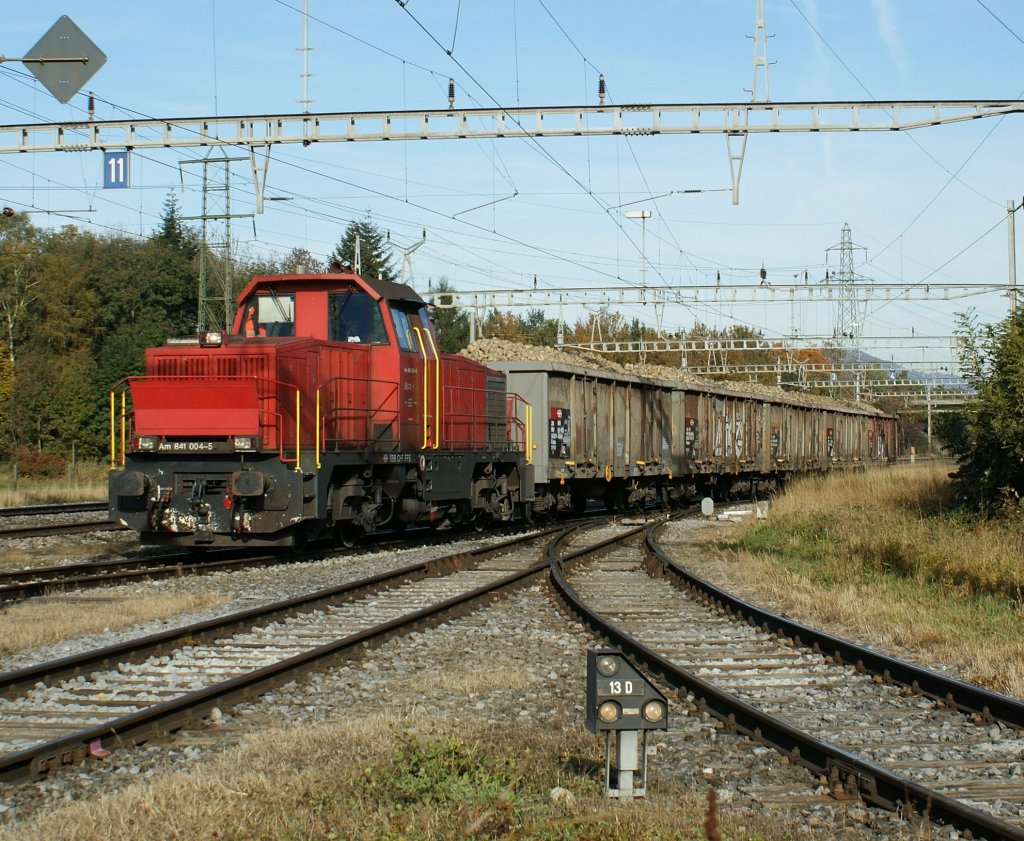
(239, 293, 295, 337)
(328, 289, 388, 344)
(391, 305, 435, 352)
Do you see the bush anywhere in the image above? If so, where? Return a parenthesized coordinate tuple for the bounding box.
(10, 447, 68, 479)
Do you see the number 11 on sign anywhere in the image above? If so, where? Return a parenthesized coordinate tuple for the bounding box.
(103, 151, 129, 188)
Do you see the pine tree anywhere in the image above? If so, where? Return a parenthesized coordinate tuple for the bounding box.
(331, 216, 397, 282)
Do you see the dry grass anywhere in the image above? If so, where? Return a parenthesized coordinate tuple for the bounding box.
(1, 714, 892, 841)
(0, 590, 225, 655)
(724, 464, 1024, 696)
(0, 460, 107, 507)
(0, 537, 133, 569)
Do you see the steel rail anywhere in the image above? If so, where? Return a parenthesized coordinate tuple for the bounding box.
(644, 521, 1024, 728)
(0, 548, 254, 587)
(0, 524, 584, 784)
(0, 549, 296, 602)
(0, 520, 531, 601)
(0, 518, 655, 786)
(547, 519, 1024, 841)
(0, 519, 120, 539)
(0, 502, 106, 518)
(0, 527, 556, 700)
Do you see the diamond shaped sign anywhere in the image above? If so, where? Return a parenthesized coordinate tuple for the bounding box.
(23, 16, 106, 104)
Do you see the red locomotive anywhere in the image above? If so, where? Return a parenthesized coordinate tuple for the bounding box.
(109, 273, 534, 547)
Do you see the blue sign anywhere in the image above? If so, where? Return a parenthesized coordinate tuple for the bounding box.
(103, 151, 129, 188)
(829, 372, 837, 382)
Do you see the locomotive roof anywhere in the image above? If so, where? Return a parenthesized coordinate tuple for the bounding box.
(235, 272, 425, 306)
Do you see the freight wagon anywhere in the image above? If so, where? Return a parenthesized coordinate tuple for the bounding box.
(488, 358, 897, 515)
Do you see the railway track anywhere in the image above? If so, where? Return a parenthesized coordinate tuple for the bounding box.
(0, 521, 537, 602)
(0, 521, 641, 784)
(0, 548, 293, 602)
(0, 502, 106, 518)
(549, 516, 1024, 841)
(0, 501, 118, 540)
(0, 520, 121, 540)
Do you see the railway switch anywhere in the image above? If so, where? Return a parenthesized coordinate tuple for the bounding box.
(586, 648, 668, 799)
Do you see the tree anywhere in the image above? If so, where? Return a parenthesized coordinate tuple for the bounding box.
(155, 193, 198, 259)
(0, 211, 43, 362)
(941, 308, 1024, 513)
(331, 216, 397, 282)
(522, 308, 560, 347)
(429, 278, 470, 353)
(281, 247, 325, 275)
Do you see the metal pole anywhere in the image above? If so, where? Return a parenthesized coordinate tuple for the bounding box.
(223, 165, 232, 332)
(300, 0, 311, 113)
(927, 381, 933, 455)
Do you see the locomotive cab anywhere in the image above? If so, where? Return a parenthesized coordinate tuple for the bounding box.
(109, 272, 533, 548)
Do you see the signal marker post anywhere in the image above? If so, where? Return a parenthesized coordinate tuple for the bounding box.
(103, 151, 129, 188)
(586, 649, 668, 799)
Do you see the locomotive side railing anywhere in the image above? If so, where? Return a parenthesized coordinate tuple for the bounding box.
(439, 384, 531, 454)
(316, 374, 400, 454)
(506, 393, 531, 463)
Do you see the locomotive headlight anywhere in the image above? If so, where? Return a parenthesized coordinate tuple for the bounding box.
(232, 435, 258, 451)
(199, 330, 224, 347)
(136, 436, 159, 451)
(642, 700, 666, 723)
(596, 655, 619, 677)
(598, 700, 621, 723)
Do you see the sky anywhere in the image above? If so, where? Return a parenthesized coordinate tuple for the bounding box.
(2, 1, 1023, 379)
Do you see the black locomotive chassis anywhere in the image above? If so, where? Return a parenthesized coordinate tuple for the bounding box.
(110, 447, 533, 547)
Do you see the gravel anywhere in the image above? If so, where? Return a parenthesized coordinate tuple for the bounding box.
(0, 532, 501, 673)
(0, 516, 944, 838)
(462, 337, 886, 413)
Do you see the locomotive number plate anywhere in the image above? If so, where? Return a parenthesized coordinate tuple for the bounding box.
(158, 441, 216, 452)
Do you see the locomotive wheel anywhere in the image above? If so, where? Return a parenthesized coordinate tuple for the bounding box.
(333, 521, 361, 549)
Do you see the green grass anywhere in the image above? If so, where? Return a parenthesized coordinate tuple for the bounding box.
(5, 718, 826, 841)
(719, 466, 1024, 695)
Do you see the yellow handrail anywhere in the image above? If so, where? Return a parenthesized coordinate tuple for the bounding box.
(120, 391, 127, 467)
(315, 388, 321, 469)
(526, 402, 533, 465)
(423, 328, 441, 450)
(294, 389, 302, 472)
(109, 390, 115, 470)
(412, 327, 431, 449)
